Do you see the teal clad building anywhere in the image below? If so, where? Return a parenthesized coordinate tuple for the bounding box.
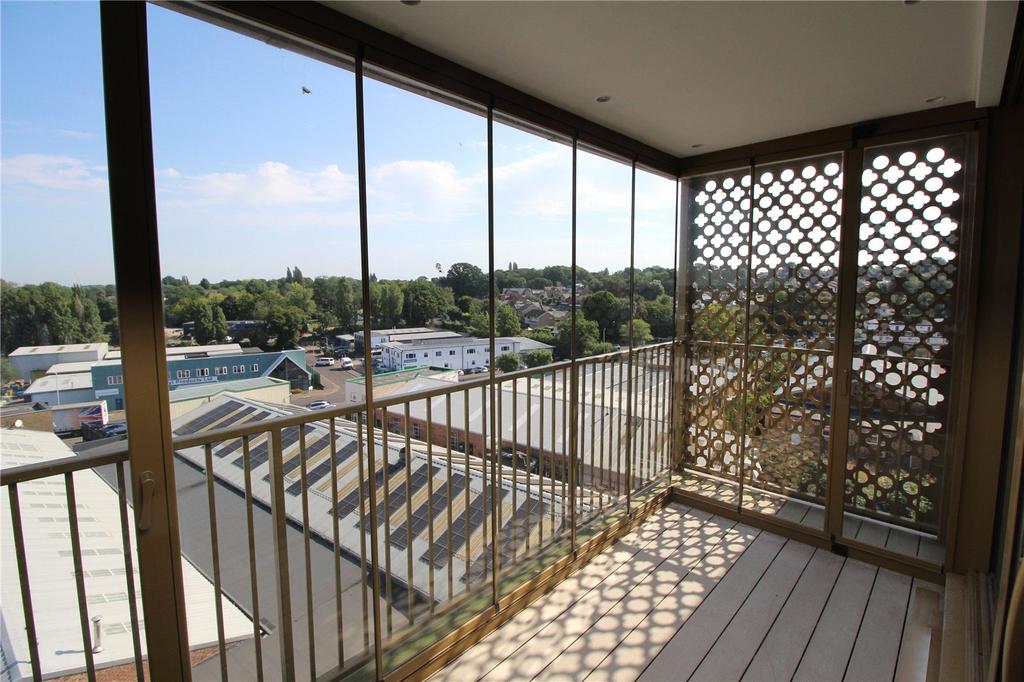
(91, 348, 310, 410)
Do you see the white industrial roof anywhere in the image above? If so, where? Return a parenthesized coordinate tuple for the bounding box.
(45, 361, 99, 375)
(384, 336, 522, 349)
(0, 428, 252, 681)
(168, 376, 288, 402)
(103, 344, 243, 360)
(24, 373, 94, 394)
(9, 343, 107, 357)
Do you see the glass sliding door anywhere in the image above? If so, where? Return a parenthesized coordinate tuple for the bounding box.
(678, 166, 753, 510)
(838, 133, 976, 562)
(740, 153, 844, 530)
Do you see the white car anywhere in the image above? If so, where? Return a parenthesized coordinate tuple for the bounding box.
(308, 400, 334, 410)
(315, 357, 336, 367)
(339, 357, 354, 369)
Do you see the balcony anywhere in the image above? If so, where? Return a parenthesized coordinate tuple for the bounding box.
(1, 1, 1022, 681)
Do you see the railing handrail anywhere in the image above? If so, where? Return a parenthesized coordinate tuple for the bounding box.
(0, 446, 129, 487)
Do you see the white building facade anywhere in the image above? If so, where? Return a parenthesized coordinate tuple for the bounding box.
(381, 337, 525, 371)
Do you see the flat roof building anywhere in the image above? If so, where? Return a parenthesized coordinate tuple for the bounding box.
(22, 372, 95, 407)
(380, 336, 553, 372)
(8, 343, 108, 382)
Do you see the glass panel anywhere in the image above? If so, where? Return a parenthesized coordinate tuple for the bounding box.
(632, 168, 679, 489)
(842, 133, 975, 562)
(492, 114, 572, 593)
(361, 63, 494, 657)
(1, 3, 145, 680)
(678, 167, 752, 509)
(576, 147, 633, 512)
(740, 153, 844, 530)
(147, 5, 368, 678)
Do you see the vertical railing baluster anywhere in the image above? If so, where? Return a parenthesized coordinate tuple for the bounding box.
(297, 428, 316, 679)
(445, 394, 454, 600)
(328, 418, 344, 670)
(202, 444, 229, 681)
(549, 371, 556, 531)
(381, 417, 393, 634)
(463, 390, 472, 586)
(538, 374, 546, 545)
(426, 398, 436, 614)
(65, 473, 97, 682)
(496, 381, 504, 573)
(356, 416, 370, 653)
(241, 436, 265, 682)
(8, 484, 42, 682)
(561, 367, 568, 527)
(114, 463, 145, 681)
(591, 358, 598, 499)
(404, 402, 415, 620)
(617, 356, 625, 500)
(525, 375, 532, 555)
(269, 427, 296, 681)
(512, 378, 519, 563)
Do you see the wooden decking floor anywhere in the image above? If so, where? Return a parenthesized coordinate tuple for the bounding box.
(437, 503, 942, 682)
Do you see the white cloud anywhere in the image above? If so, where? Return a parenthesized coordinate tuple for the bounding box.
(157, 161, 357, 208)
(1, 154, 107, 192)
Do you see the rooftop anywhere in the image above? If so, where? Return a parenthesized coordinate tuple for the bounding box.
(102, 343, 244, 360)
(167, 376, 289, 402)
(0, 428, 252, 680)
(24, 372, 94, 394)
(45, 360, 101, 375)
(9, 343, 107, 357)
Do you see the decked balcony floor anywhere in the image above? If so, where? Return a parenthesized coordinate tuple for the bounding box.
(439, 503, 942, 682)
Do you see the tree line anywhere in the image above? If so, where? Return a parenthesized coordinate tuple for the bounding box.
(2, 263, 676, 359)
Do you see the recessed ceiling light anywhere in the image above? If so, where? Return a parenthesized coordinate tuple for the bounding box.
(691, 143, 704, 149)
(596, 95, 611, 103)
(925, 95, 946, 104)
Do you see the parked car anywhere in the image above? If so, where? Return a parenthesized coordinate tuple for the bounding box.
(466, 366, 487, 375)
(315, 357, 336, 367)
(101, 422, 128, 437)
(307, 400, 334, 410)
(339, 358, 354, 369)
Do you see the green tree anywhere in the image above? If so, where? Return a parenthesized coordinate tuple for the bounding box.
(643, 294, 675, 339)
(1, 356, 16, 384)
(266, 304, 306, 348)
(495, 353, 521, 372)
(582, 291, 628, 341)
(404, 279, 453, 326)
(556, 312, 599, 358)
(370, 281, 404, 328)
(443, 262, 487, 299)
(495, 303, 521, 336)
(523, 349, 553, 368)
(619, 319, 653, 347)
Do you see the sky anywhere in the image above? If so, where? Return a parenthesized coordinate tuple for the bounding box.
(1, 2, 677, 286)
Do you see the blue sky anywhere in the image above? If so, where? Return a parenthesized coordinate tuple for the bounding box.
(1, 2, 676, 286)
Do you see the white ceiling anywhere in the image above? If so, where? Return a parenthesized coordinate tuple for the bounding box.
(325, 1, 1017, 157)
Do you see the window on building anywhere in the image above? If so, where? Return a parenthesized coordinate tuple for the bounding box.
(435, 351, 442, 357)
(388, 416, 402, 433)
(449, 350, 456, 356)
(196, 368, 210, 377)
(106, 376, 123, 386)
(411, 424, 422, 439)
(501, 346, 510, 351)
(423, 352, 428, 358)
(251, 363, 259, 372)
(406, 353, 417, 359)
(176, 370, 190, 379)
(215, 366, 227, 376)
(467, 349, 475, 354)
(450, 432, 465, 452)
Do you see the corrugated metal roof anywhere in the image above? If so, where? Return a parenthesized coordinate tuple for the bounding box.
(168, 377, 288, 402)
(9, 343, 107, 357)
(45, 361, 99, 375)
(102, 344, 243, 360)
(0, 429, 252, 680)
(24, 373, 94, 394)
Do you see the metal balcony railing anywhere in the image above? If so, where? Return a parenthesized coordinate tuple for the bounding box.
(0, 342, 676, 681)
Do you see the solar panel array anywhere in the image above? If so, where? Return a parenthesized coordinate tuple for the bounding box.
(213, 410, 273, 460)
(173, 400, 242, 435)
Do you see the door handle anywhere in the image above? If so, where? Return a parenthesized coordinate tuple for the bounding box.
(136, 471, 155, 532)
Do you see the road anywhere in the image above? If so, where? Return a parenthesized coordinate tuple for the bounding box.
(292, 350, 363, 408)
